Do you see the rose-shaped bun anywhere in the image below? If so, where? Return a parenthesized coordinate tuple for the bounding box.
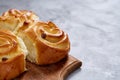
(18, 21, 70, 65)
(0, 9, 39, 33)
(2, 9, 39, 21)
(0, 30, 28, 80)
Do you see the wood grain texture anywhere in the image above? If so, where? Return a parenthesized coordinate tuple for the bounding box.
(14, 55, 82, 80)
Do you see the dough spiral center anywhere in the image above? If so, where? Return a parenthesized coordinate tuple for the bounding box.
(0, 32, 17, 55)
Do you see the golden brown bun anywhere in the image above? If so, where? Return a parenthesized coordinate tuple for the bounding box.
(0, 9, 70, 65)
(2, 9, 39, 21)
(0, 9, 70, 79)
(0, 30, 27, 80)
(0, 9, 39, 33)
(0, 15, 20, 31)
(18, 21, 70, 65)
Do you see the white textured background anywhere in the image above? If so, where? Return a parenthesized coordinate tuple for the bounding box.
(0, 0, 120, 80)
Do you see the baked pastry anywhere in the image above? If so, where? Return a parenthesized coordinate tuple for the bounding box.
(0, 9, 39, 33)
(0, 30, 28, 80)
(2, 9, 39, 21)
(0, 15, 20, 31)
(17, 21, 70, 65)
(0, 9, 71, 79)
(0, 9, 70, 65)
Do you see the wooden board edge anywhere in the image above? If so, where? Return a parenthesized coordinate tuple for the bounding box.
(59, 55, 82, 80)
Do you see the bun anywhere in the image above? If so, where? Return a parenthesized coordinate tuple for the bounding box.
(0, 14, 20, 31)
(18, 21, 70, 65)
(0, 30, 27, 80)
(0, 9, 70, 65)
(0, 9, 70, 79)
(0, 9, 39, 33)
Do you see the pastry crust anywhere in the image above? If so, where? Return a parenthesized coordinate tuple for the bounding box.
(0, 9, 70, 65)
(0, 9, 39, 33)
(0, 15, 20, 31)
(0, 9, 71, 79)
(0, 30, 27, 80)
(2, 9, 39, 21)
(18, 21, 70, 65)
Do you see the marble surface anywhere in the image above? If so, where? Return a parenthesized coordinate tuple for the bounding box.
(0, 0, 120, 80)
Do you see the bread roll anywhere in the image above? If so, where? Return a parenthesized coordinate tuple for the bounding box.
(18, 21, 70, 65)
(0, 9, 70, 65)
(0, 30, 28, 80)
(0, 15, 20, 31)
(2, 9, 39, 21)
(0, 9, 39, 33)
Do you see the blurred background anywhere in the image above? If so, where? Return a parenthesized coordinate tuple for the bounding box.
(0, 0, 120, 80)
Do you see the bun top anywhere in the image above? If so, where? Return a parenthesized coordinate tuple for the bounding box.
(0, 30, 18, 56)
(0, 30, 25, 62)
(25, 21, 70, 51)
(2, 9, 39, 23)
(0, 9, 39, 33)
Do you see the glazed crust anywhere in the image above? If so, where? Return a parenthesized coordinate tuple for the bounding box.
(0, 54, 25, 80)
(2, 9, 39, 22)
(0, 9, 70, 65)
(21, 21, 70, 65)
(0, 9, 39, 33)
(0, 30, 26, 80)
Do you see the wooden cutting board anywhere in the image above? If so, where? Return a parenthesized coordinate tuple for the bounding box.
(14, 55, 82, 80)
